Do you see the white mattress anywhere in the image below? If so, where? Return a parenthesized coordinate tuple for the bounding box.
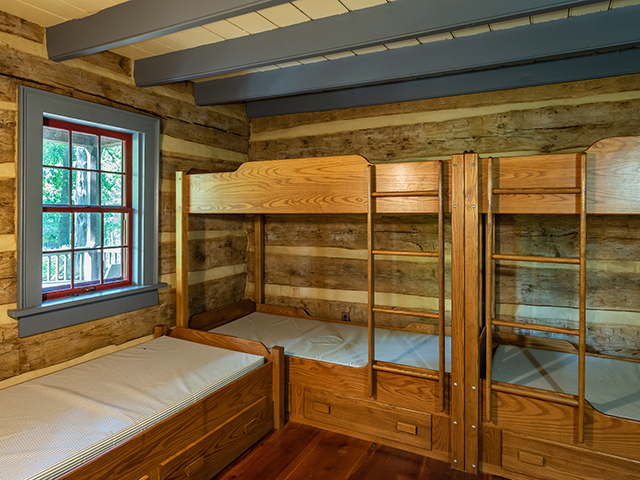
(0, 336, 265, 480)
(493, 344, 640, 421)
(211, 312, 451, 372)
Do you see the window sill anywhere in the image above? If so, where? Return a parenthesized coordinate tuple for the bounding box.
(9, 283, 168, 337)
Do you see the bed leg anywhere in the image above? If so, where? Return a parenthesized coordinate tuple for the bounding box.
(271, 345, 285, 429)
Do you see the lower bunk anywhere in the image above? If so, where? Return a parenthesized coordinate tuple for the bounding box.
(0, 327, 284, 480)
(482, 334, 640, 480)
(192, 300, 453, 460)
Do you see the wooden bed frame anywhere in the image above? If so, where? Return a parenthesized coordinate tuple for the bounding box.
(175, 138, 640, 478)
(479, 136, 640, 480)
(175, 156, 454, 462)
(57, 327, 284, 480)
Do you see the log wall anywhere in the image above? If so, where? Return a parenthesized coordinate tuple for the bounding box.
(249, 73, 640, 358)
(0, 11, 250, 382)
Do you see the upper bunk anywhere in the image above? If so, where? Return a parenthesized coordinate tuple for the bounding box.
(177, 155, 447, 215)
(482, 136, 640, 214)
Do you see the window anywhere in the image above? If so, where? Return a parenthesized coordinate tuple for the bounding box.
(11, 87, 164, 337)
(42, 119, 133, 299)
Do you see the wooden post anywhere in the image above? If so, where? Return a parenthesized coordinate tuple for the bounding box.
(271, 345, 285, 429)
(450, 154, 466, 470)
(438, 160, 446, 413)
(578, 152, 587, 443)
(485, 157, 495, 423)
(463, 153, 480, 474)
(367, 164, 376, 398)
(153, 325, 168, 338)
(255, 215, 265, 304)
(175, 171, 190, 328)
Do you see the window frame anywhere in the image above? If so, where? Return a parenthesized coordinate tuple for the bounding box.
(42, 118, 134, 299)
(12, 87, 165, 337)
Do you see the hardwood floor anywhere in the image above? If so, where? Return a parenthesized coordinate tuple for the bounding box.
(213, 422, 508, 480)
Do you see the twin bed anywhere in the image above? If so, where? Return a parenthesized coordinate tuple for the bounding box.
(1, 328, 284, 480)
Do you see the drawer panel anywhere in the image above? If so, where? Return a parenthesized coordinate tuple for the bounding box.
(304, 388, 431, 450)
(159, 396, 270, 480)
(502, 431, 640, 480)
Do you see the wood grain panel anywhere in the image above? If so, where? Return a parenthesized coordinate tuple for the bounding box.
(502, 431, 640, 480)
(489, 390, 640, 462)
(304, 387, 432, 451)
(286, 356, 367, 399)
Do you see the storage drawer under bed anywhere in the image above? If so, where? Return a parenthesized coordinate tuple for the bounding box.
(303, 387, 432, 450)
(159, 396, 271, 480)
(502, 431, 640, 480)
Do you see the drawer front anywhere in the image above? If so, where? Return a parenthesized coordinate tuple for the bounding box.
(304, 388, 431, 450)
(159, 396, 270, 480)
(502, 431, 640, 480)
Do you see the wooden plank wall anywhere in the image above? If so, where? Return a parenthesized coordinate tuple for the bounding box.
(0, 11, 250, 382)
(249, 72, 640, 359)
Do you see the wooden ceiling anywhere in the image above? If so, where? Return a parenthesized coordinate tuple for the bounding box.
(3, 0, 640, 116)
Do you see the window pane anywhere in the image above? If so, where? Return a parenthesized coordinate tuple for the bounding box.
(42, 252, 71, 292)
(43, 127, 69, 167)
(101, 173, 123, 206)
(101, 136, 123, 172)
(103, 248, 125, 282)
(72, 170, 100, 205)
(43, 167, 70, 205)
(74, 212, 102, 249)
(43, 212, 72, 252)
(104, 213, 123, 247)
(72, 132, 98, 170)
(74, 250, 101, 286)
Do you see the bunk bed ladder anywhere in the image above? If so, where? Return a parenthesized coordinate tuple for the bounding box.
(485, 154, 588, 443)
(366, 162, 447, 412)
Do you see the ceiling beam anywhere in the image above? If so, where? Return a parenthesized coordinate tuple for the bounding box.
(246, 48, 640, 117)
(134, 0, 606, 87)
(194, 6, 640, 105)
(46, 0, 292, 62)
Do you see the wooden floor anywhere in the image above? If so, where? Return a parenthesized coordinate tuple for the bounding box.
(213, 422, 508, 480)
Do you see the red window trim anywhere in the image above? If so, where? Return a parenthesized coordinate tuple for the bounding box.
(42, 118, 133, 300)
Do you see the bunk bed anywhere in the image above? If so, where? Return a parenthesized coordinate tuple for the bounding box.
(0, 326, 284, 480)
(175, 156, 453, 459)
(480, 136, 640, 480)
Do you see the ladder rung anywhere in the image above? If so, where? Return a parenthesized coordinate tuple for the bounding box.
(372, 307, 439, 319)
(372, 249, 438, 257)
(492, 318, 580, 336)
(372, 190, 439, 198)
(493, 188, 581, 195)
(493, 253, 580, 265)
(373, 362, 439, 380)
(492, 382, 579, 407)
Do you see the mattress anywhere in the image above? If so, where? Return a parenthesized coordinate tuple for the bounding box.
(211, 312, 451, 372)
(493, 344, 640, 421)
(0, 336, 265, 480)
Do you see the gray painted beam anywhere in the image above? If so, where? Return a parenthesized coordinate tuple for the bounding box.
(46, 0, 291, 62)
(194, 6, 640, 105)
(135, 0, 605, 86)
(246, 48, 640, 117)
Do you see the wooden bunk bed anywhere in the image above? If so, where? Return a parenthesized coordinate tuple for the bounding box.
(175, 156, 453, 460)
(0, 326, 284, 480)
(479, 136, 640, 480)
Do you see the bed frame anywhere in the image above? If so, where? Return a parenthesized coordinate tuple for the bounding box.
(57, 327, 284, 480)
(479, 136, 640, 480)
(175, 138, 640, 478)
(176, 156, 454, 461)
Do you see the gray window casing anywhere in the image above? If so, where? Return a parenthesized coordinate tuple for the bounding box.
(11, 87, 166, 337)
